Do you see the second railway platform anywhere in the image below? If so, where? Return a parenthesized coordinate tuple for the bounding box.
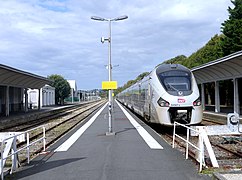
(7, 100, 210, 180)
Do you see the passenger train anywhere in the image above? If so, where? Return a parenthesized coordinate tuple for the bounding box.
(117, 64, 203, 126)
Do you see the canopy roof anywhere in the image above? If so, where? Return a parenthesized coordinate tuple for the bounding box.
(191, 51, 242, 84)
(0, 64, 51, 89)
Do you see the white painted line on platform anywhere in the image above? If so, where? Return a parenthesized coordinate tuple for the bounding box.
(54, 103, 108, 152)
(116, 100, 163, 150)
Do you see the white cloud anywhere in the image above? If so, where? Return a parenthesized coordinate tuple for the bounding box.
(0, 0, 232, 89)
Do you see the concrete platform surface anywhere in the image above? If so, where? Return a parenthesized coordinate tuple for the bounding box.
(6, 101, 211, 180)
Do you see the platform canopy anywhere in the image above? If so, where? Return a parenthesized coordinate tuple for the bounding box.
(0, 64, 51, 89)
(191, 51, 242, 84)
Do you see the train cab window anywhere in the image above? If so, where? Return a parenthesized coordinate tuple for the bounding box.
(158, 70, 191, 92)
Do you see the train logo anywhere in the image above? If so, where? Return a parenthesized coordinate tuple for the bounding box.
(178, 91, 183, 96)
(178, 98, 186, 103)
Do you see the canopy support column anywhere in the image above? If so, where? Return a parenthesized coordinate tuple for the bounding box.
(24, 88, 28, 112)
(5, 86, 9, 116)
(234, 78, 240, 115)
(201, 83, 205, 110)
(38, 89, 41, 110)
(215, 81, 220, 113)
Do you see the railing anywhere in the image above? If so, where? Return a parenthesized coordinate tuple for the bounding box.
(172, 122, 219, 172)
(172, 122, 204, 172)
(0, 126, 46, 180)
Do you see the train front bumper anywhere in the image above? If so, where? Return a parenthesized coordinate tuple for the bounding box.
(155, 105, 203, 125)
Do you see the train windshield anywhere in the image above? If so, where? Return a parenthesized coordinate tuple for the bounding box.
(158, 70, 191, 91)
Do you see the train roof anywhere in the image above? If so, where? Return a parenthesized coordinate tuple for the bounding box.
(156, 64, 190, 74)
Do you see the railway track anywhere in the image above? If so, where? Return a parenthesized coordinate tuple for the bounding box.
(201, 118, 225, 125)
(1, 101, 100, 132)
(2, 100, 107, 167)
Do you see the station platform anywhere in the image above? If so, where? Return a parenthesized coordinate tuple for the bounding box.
(6, 101, 210, 180)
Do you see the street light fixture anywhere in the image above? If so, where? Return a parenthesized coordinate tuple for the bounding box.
(91, 15, 128, 22)
(91, 15, 128, 135)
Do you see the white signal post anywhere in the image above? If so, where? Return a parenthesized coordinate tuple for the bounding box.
(91, 15, 128, 135)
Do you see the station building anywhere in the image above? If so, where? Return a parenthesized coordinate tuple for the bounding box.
(0, 64, 51, 117)
(28, 84, 55, 109)
(192, 50, 242, 115)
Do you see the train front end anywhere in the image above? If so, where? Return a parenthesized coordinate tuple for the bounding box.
(155, 64, 203, 126)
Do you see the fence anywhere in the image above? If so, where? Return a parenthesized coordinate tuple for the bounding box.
(0, 126, 46, 180)
(172, 122, 219, 172)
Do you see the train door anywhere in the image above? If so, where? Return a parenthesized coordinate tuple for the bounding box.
(138, 83, 141, 111)
(144, 78, 151, 121)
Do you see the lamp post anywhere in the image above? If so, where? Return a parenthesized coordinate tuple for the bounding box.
(91, 15, 128, 135)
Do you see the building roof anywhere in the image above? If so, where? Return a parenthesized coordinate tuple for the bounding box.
(0, 64, 51, 89)
(191, 51, 242, 84)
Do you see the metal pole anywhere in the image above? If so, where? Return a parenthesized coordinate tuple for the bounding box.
(27, 133, 30, 164)
(43, 126, 46, 151)
(72, 88, 74, 103)
(172, 123, 176, 148)
(186, 128, 189, 159)
(1, 141, 4, 180)
(108, 19, 113, 134)
(91, 15, 128, 135)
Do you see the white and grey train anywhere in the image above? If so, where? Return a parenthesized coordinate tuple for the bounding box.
(117, 64, 203, 126)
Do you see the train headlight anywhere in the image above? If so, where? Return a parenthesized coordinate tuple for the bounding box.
(193, 98, 201, 106)
(157, 97, 170, 107)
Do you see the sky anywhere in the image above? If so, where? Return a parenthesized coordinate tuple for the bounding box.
(0, 0, 232, 90)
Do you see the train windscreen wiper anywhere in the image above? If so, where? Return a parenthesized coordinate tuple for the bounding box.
(167, 84, 179, 92)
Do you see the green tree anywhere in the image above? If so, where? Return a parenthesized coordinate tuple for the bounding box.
(136, 72, 149, 81)
(184, 34, 224, 68)
(114, 72, 149, 95)
(48, 74, 71, 105)
(161, 55, 187, 65)
(161, 34, 224, 69)
(221, 0, 242, 55)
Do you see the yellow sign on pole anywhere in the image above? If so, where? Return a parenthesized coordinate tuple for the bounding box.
(102, 81, 118, 90)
